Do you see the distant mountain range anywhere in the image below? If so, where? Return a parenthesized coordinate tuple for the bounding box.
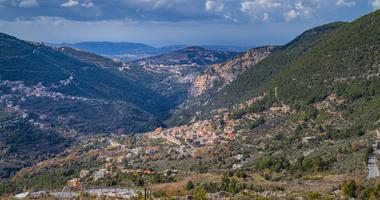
(54, 42, 251, 61)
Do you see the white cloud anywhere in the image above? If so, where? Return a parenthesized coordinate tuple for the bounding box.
(284, 9, 298, 21)
(372, 0, 380, 9)
(18, 0, 39, 8)
(282, 1, 313, 22)
(81, 0, 94, 8)
(206, 0, 216, 11)
(60, 0, 79, 8)
(295, 1, 304, 10)
(336, 0, 356, 7)
(241, 0, 315, 22)
(0, 0, 373, 25)
(205, 0, 224, 12)
(240, 0, 283, 21)
(240, 1, 251, 12)
(241, 0, 281, 13)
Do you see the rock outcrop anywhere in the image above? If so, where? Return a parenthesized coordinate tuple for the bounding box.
(189, 46, 274, 97)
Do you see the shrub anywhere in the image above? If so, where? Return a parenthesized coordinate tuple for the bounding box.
(255, 156, 290, 173)
(193, 187, 208, 200)
(249, 117, 266, 130)
(341, 180, 358, 198)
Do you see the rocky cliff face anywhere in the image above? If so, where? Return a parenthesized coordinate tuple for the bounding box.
(189, 46, 274, 97)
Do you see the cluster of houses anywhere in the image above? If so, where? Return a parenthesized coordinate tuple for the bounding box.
(138, 59, 205, 84)
(0, 79, 92, 130)
(0, 79, 89, 102)
(21, 117, 242, 199)
(12, 100, 297, 199)
(73, 137, 175, 183)
(61, 119, 240, 186)
(146, 120, 237, 150)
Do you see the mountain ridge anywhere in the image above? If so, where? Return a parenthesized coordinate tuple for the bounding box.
(167, 22, 346, 126)
(55, 41, 249, 61)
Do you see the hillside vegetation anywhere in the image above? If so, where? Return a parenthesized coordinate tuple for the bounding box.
(168, 21, 346, 125)
(0, 33, 172, 117)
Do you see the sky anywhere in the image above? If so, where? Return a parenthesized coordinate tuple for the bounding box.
(0, 0, 378, 47)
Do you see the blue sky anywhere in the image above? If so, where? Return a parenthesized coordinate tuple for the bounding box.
(0, 0, 378, 47)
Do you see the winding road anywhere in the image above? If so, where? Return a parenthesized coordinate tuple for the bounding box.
(366, 140, 380, 179)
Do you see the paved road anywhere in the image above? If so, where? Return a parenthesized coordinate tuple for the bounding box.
(367, 141, 380, 179)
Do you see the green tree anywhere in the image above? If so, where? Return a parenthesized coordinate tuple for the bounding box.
(186, 181, 195, 191)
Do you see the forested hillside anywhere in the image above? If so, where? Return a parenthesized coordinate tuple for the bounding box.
(168, 22, 346, 126)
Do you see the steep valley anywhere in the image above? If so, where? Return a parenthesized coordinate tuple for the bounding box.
(0, 33, 239, 180)
(2, 9, 380, 200)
